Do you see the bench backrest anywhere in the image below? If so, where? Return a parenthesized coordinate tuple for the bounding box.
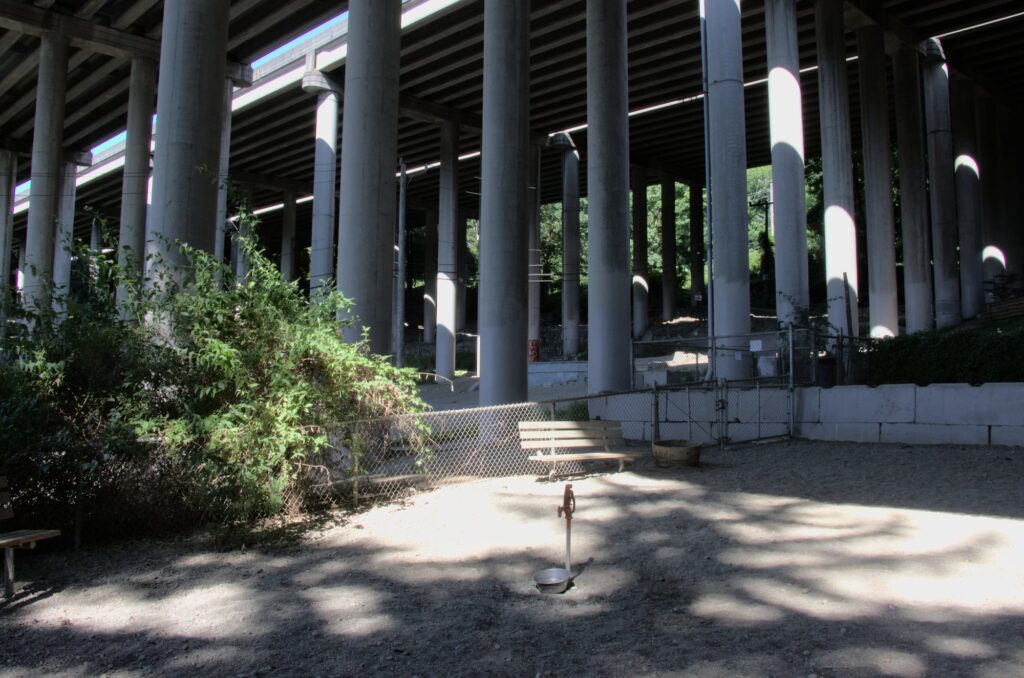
(518, 420, 624, 453)
(0, 476, 11, 521)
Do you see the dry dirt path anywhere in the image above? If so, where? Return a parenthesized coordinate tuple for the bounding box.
(3, 440, 1023, 677)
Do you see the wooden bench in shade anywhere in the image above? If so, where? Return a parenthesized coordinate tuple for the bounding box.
(519, 420, 643, 480)
(1, 476, 60, 599)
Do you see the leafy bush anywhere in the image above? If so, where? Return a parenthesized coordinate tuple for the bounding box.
(1, 213, 423, 536)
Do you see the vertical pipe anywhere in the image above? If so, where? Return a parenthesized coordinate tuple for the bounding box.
(436, 121, 459, 380)
(456, 213, 468, 331)
(688, 184, 705, 305)
(25, 31, 69, 310)
(706, 0, 752, 377)
(660, 177, 677, 322)
(892, 47, 934, 334)
(922, 38, 962, 328)
(587, 0, 632, 394)
(765, 0, 809, 326)
(213, 79, 233, 268)
(562, 143, 581, 357)
(394, 161, 407, 367)
(815, 0, 859, 336)
(337, 0, 402, 353)
(528, 145, 542, 361)
(631, 166, 649, 339)
(479, 0, 530, 404)
(856, 25, 899, 337)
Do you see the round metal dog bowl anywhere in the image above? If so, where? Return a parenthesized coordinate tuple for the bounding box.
(534, 567, 572, 594)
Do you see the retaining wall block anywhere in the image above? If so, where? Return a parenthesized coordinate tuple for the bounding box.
(990, 426, 1024, 447)
(820, 384, 915, 424)
(796, 422, 881, 443)
(915, 383, 1024, 426)
(880, 423, 988, 445)
(793, 387, 821, 423)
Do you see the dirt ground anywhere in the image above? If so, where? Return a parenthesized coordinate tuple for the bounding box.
(3, 439, 1024, 677)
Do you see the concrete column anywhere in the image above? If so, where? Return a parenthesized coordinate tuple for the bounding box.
(456, 214, 467, 331)
(214, 79, 234, 268)
(706, 0, 752, 377)
(423, 207, 438, 344)
(436, 120, 459, 380)
(993, 105, 1017, 278)
(815, 0, 859, 336)
(147, 0, 229, 282)
(302, 71, 340, 295)
(16, 237, 26, 294)
(922, 38, 961, 328)
(892, 46, 934, 334)
(280, 189, 297, 280)
(0, 151, 14, 296)
(562, 145, 581, 357)
(689, 184, 706, 305)
(660, 177, 677, 322)
(975, 93, 1003, 299)
(950, 74, 984, 319)
(856, 25, 898, 338)
(117, 57, 156, 307)
(765, 0, 809, 326)
(478, 0, 530, 404)
(51, 161, 77, 315)
(587, 0, 632, 394)
(24, 30, 69, 310)
(233, 184, 253, 279)
(528, 145, 542, 361)
(337, 0, 401, 354)
(631, 167, 649, 338)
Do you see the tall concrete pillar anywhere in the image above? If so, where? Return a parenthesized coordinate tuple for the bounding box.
(892, 46, 933, 334)
(922, 38, 961, 328)
(950, 74, 984, 319)
(706, 0, 752, 377)
(765, 0, 809, 326)
(587, 0, 632, 394)
(975, 93, 1003, 299)
(456, 214, 467, 331)
(631, 167, 649, 338)
(214, 79, 234, 268)
(660, 177, 676, 322)
(436, 120, 459, 380)
(993, 105, 1017, 278)
(147, 0, 229, 282)
(336, 0, 401, 353)
(478, 0, 529, 404)
(116, 57, 156, 307)
(856, 25, 898, 338)
(0, 151, 14, 296)
(51, 161, 77, 315)
(527, 145, 542, 361)
(561, 144, 581, 357)
(815, 0, 859, 336)
(689, 183, 706, 305)
(281, 189, 297, 280)
(16, 237, 27, 294)
(233, 184, 253, 279)
(423, 207, 438, 344)
(302, 70, 340, 295)
(25, 31, 69, 310)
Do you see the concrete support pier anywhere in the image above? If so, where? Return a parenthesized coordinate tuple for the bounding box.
(25, 31, 69, 310)
(815, 0, 859, 336)
(975, 93, 1003, 298)
(950, 74, 984, 319)
(765, 0, 809, 326)
(631, 167, 649, 339)
(705, 0, 752, 378)
(423, 208, 438, 345)
(660, 177, 676, 322)
(336, 0, 402, 353)
(117, 58, 156, 307)
(456, 215, 467, 332)
(280, 190, 297, 280)
(528, 146, 542, 361)
(302, 70, 340, 295)
(922, 38, 962, 328)
(560, 139, 581, 357)
(892, 46, 934, 334)
(51, 161, 77, 314)
(436, 120, 459, 380)
(0, 151, 15, 300)
(857, 25, 898, 338)
(213, 80, 233, 268)
(587, 0, 632, 394)
(147, 0, 229, 281)
(689, 184, 705, 305)
(478, 0, 530, 404)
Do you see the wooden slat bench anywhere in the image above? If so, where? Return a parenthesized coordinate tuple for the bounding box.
(519, 420, 643, 480)
(1, 476, 60, 599)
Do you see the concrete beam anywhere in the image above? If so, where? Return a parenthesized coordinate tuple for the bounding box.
(231, 170, 313, 195)
(0, 137, 91, 166)
(842, 0, 923, 54)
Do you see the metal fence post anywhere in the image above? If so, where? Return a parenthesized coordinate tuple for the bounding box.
(686, 386, 692, 442)
(756, 380, 761, 440)
(788, 324, 796, 437)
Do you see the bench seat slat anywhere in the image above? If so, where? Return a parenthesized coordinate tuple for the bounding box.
(521, 438, 625, 450)
(0, 529, 61, 549)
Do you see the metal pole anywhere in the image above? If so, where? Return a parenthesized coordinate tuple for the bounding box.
(686, 386, 693, 441)
(788, 324, 796, 437)
(394, 159, 408, 367)
(699, 0, 716, 382)
(652, 383, 660, 443)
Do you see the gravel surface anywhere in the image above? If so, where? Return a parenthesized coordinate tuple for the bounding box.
(3, 439, 1023, 677)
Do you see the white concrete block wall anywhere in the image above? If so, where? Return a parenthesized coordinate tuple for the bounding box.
(819, 384, 915, 423)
